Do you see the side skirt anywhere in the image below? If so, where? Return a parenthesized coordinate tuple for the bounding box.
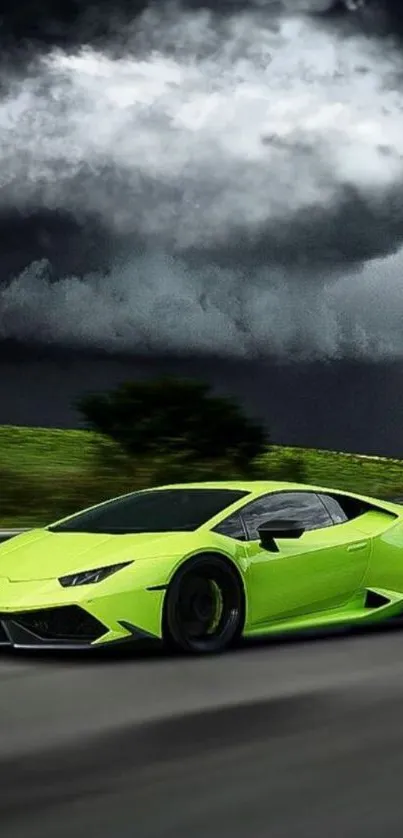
(243, 588, 403, 639)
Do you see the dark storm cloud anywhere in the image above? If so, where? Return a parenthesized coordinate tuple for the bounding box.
(0, 209, 119, 279)
(2, 175, 403, 282)
(1, 0, 403, 359)
(185, 183, 403, 270)
(2, 0, 402, 40)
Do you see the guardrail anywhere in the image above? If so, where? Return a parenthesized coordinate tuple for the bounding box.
(0, 529, 31, 544)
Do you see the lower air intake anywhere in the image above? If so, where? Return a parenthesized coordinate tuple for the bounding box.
(0, 622, 10, 643)
(7, 606, 106, 643)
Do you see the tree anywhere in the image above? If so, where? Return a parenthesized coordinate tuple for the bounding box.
(77, 377, 268, 470)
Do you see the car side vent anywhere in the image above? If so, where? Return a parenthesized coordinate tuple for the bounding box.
(365, 590, 390, 609)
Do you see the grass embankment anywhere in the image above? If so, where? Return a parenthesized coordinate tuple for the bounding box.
(1, 425, 403, 527)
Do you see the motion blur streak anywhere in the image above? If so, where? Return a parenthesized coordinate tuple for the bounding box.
(1, 0, 403, 359)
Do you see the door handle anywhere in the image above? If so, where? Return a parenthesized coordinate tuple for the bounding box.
(347, 541, 368, 552)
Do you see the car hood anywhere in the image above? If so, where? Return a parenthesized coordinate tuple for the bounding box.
(0, 528, 191, 581)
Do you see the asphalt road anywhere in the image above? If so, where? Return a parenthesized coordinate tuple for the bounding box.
(1, 626, 403, 837)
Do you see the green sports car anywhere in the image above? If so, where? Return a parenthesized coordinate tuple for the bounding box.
(1, 480, 403, 654)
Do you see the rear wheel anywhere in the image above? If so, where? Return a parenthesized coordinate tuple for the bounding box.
(163, 555, 244, 654)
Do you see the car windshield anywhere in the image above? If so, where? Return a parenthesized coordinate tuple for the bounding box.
(48, 488, 249, 534)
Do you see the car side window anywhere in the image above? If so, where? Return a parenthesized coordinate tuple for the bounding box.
(318, 492, 373, 523)
(240, 492, 334, 541)
(213, 513, 247, 541)
(318, 494, 349, 524)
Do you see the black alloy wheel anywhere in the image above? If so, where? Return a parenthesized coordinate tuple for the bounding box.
(163, 555, 244, 654)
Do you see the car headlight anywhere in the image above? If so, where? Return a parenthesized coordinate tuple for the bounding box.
(58, 561, 133, 588)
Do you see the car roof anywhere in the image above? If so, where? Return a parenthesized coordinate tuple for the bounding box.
(155, 480, 346, 497)
(159, 480, 299, 492)
(156, 480, 351, 494)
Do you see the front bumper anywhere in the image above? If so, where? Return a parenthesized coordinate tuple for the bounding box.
(0, 605, 109, 649)
(0, 561, 169, 650)
(0, 604, 160, 650)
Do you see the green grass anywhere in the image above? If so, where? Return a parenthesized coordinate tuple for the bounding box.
(257, 447, 403, 499)
(0, 425, 97, 474)
(1, 425, 403, 528)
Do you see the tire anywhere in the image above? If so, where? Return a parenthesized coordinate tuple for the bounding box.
(163, 554, 244, 655)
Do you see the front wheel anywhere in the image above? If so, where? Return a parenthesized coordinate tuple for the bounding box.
(163, 555, 244, 655)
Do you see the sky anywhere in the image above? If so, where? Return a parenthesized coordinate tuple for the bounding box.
(0, 0, 403, 453)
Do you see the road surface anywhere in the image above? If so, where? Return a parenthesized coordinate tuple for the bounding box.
(1, 626, 403, 837)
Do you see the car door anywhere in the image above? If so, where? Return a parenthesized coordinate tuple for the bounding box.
(238, 491, 371, 627)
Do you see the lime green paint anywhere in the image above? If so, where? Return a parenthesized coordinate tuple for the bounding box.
(244, 589, 403, 638)
(1, 480, 403, 646)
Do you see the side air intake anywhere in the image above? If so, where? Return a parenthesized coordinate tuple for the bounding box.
(364, 590, 390, 609)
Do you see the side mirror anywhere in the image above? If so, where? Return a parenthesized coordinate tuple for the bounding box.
(257, 519, 305, 553)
